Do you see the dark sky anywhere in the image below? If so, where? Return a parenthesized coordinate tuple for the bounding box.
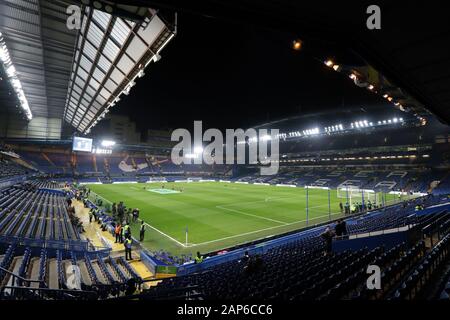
(112, 12, 391, 133)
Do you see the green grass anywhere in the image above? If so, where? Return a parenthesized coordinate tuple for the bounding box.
(87, 182, 407, 256)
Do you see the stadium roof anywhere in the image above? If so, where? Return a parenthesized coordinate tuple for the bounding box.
(0, 0, 176, 133)
(0, 0, 76, 119)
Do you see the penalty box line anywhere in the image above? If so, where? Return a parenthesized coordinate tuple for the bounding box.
(190, 211, 343, 248)
(90, 190, 190, 248)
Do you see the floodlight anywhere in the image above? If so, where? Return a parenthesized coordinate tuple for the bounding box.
(137, 70, 145, 78)
(325, 59, 334, 67)
(292, 40, 303, 51)
(101, 140, 116, 147)
(0, 35, 32, 120)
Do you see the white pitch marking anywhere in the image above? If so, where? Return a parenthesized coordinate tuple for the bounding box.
(141, 221, 187, 248)
(190, 211, 343, 247)
(90, 191, 187, 248)
(216, 205, 289, 225)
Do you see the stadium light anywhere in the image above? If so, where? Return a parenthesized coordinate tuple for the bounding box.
(137, 69, 145, 78)
(101, 140, 116, 147)
(0, 32, 32, 120)
(292, 39, 303, 51)
(324, 59, 334, 67)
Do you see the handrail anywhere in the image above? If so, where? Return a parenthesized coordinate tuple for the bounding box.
(0, 266, 45, 285)
(334, 224, 413, 241)
(0, 285, 98, 300)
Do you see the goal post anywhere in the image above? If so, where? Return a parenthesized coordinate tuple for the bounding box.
(337, 186, 378, 205)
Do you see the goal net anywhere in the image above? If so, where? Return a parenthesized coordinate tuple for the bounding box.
(337, 186, 378, 204)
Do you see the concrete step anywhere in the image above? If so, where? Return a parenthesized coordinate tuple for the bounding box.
(29, 257, 41, 288)
(77, 260, 92, 286)
(92, 261, 109, 285)
(105, 261, 121, 282)
(4, 256, 23, 288)
(48, 258, 59, 289)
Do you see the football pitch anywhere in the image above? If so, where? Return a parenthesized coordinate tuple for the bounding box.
(87, 182, 404, 255)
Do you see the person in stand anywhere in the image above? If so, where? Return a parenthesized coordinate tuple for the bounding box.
(194, 251, 204, 264)
(92, 208, 98, 222)
(341, 219, 348, 239)
(335, 219, 348, 239)
(240, 251, 250, 264)
(320, 226, 335, 255)
(120, 224, 125, 243)
(115, 223, 122, 243)
(127, 208, 133, 223)
(124, 223, 131, 239)
(112, 202, 117, 218)
(139, 221, 145, 242)
(89, 209, 93, 223)
(124, 236, 133, 260)
(117, 202, 124, 222)
(335, 219, 344, 237)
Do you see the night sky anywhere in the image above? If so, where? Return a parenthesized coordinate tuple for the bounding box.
(112, 12, 391, 134)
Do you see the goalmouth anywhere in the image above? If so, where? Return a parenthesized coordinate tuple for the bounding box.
(337, 186, 379, 204)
